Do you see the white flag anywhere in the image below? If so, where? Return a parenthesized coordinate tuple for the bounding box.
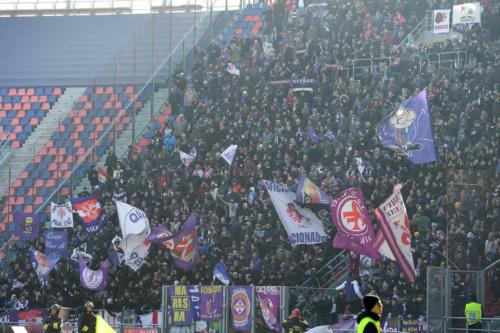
(180, 147, 197, 167)
(263, 180, 328, 246)
(433, 9, 451, 33)
(374, 185, 416, 283)
(452, 3, 481, 26)
(51, 201, 74, 228)
(116, 201, 151, 271)
(221, 144, 238, 165)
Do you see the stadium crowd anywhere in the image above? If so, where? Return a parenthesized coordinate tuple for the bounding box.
(1, 0, 499, 327)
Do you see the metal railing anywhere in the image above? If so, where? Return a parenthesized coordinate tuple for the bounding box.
(300, 249, 349, 288)
(444, 317, 500, 333)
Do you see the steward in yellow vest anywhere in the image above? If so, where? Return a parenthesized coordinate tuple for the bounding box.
(465, 295, 483, 332)
(356, 295, 383, 333)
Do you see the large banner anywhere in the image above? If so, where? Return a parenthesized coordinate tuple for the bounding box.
(116, 201, 151, 271)
(377, 90, 437, 164)
(44, 230, 68, 258)
(50, 201, 74, 228)
(14, 213, 40, 240)
(71, 196, 106, 235)
(433, 9, 451, 33)
(374, 185, 416, 283)
(79, 259, 109, 291)
(200, 286, 223, 322)
(452, 3, 481, 26)
(264, 181, 328, 246)
(229, 286, 253, 331)
(170, 285, 193, 326)
(170, 214, 200, 271)
(256, 286, 280, 333)
(330, 188, 379, 259)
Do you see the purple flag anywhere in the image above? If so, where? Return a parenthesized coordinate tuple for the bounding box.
(30, 248, 60, 286)
(71, 195, 106, 235)
(79, 259, 109, 291)
(147, 226, 174, 249)
(296, 174, 331, 205)
(170, 285, 193, 326)
(229, 286, 253, 331)
(330, 188, 380, 259)
(170, 214, 200, 271)
(200, 285, 223, 322)
(308, 128, 320, 144)
(256, 286, 280, 333)
(14, 213, 40, 240)
(377, 89, 437, 164)
(44, 230, 68, 258)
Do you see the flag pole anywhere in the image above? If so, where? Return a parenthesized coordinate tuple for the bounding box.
(7, 163, 12, 225)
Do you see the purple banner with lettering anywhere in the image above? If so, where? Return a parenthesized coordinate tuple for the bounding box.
(229, 286, 253, 331)
(14, 213, 40, 240)
(170, 285, 193, 326)
(330, 188, 380, 259)
(44, 230, 68, 258)
(256, 286, 280, 333)
(200, 285, 223, 322)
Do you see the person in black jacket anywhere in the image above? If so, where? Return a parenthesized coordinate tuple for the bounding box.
(43, 304, 62, 333)
(78, 301, 97, 333)
(282, 308, 309, 333)
(356, 295, 383, 333)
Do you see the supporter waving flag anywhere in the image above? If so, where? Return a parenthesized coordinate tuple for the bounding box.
(221, 144, 238, 166)
(330, 188, 380, 259)
(30, 248, 60, 286)
(116, 201, 151, 271)
(377, 89, 437, 164)
(374, 184, 417, 283)
(295, 174, 331, 205)
(79, 258, 109, 291)
(264, 180, 328, 246)
(179, 146, 197, 167)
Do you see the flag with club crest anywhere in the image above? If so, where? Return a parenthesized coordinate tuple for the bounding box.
(51, 201, 74, 228)
(79, 258, 109, 291)
(170, 214, 200, 270)
(71, 196, 106, 235)
(377, 90, 437, 164)
(374, 184, 416, 283)
(14, 213, 40, 240)
(330, 188, 380, 259)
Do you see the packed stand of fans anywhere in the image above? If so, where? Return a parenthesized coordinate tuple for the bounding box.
(1, 0, 499, 326)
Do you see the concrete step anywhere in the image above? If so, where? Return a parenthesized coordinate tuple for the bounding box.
(0, 87, 86, 197)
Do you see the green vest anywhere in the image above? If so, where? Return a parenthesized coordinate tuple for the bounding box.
(357, 316, 381, 333)
(465, 302, 482, 325)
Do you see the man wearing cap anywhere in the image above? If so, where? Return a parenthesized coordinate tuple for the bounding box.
(78, 302, 97, 333)
(282, 308, 309, 333)
(356, 295, 383, 333)
(43, 304, 62, 333)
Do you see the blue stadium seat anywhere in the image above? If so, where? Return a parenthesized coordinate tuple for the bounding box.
(44, 87, 53, 95)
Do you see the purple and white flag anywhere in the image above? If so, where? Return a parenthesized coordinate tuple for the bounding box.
(296, 174, 331, 205)
(170, 214, 200, 270)
(256, 286, 280, 333)
(14, 213, 40, 240)
(374, 185, 416, 283)
(221, 144, 238, 166)
(229, 286, 253, 331)
(330, 188, 380, 259)
(308, 128, 321, 144)
(147, 226, 175, 249)
(79, 258, 109, 291)
(50, 201, 74, 228)
(31, 249, 60, 286)
(377, 90, 437, 164)
(44, 230, 68, 258)
(200, 285, 223, 322)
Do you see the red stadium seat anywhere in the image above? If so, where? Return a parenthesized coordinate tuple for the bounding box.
(41, 103, 50, 110)
(84, 102, 92, 110)
(34, 179, 44, 187)
(60, 163, 69, 171)
(115, 101, 122, 109)
(24, 206, 33, 213)
(3, 103, 12, 110)
(18, 171, 29, 179)
(11, 141, 20, 148)
(8, 88, 16, 96)
(53, 88, 62, 96)
(26, 88, 35, 96)
(39, 96, 47, 103)
(21, 95, 29, 103)
(45, 140, 53, 148)
(46, 179, 56, 187)
(29, 118, 39, 126)
(102, 116, 111, 124)
(17, 88, 26, 96)
(48, 148, 57, 156)
(74, 139, 82, 148)
(11, 118, 20, 126)
(15, 197, 24, 205)
(34, 196, 43, 205)
(104, 86, 113, 94)
(8, 132, 16, 140)
(22, 103, 31, 110)
(125, 85, 134, 94)
(95, 87, 104, 94)
(0, 110, 4, 118)
(13, 103, 21, 111)
(30, 95, 38, 103)
(79, 95, 88, 103)
(59, 187, 70, 196)
(103, 101, 112, 110)
(14, 125, 22, 133)
(48, 162, 57, 171)
(96, 124, 104, 132)
(34, 155, 42, 163)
